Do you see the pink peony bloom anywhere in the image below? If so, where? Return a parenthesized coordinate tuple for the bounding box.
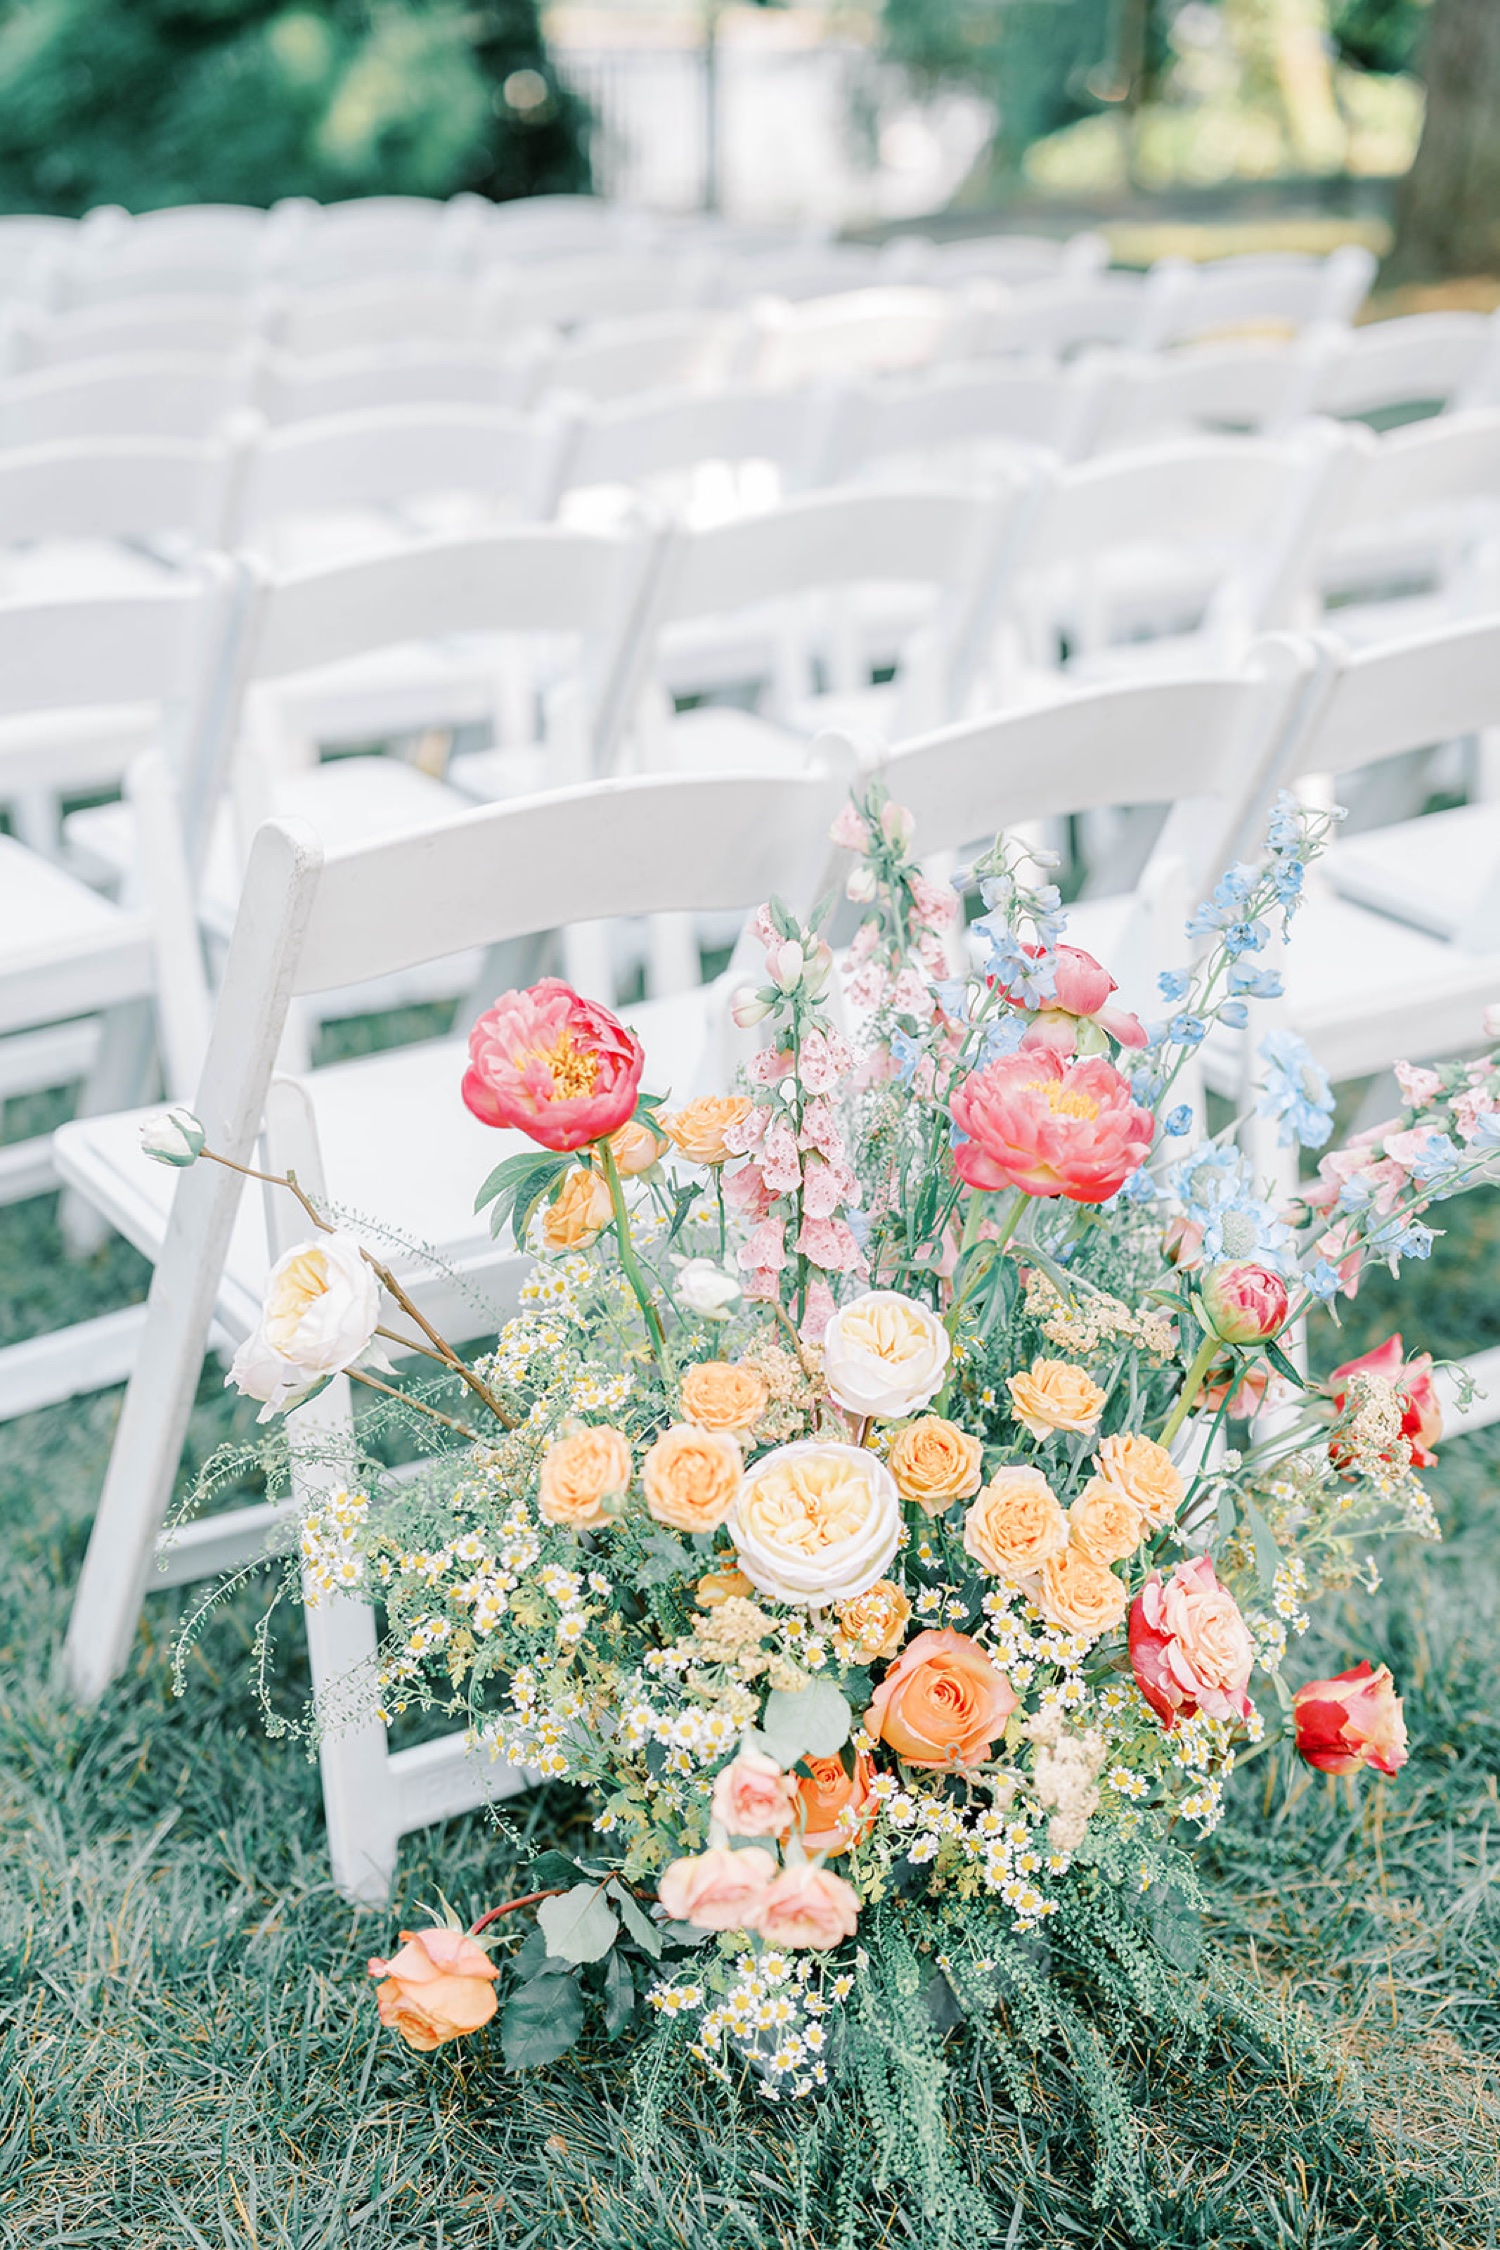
(950, 1049, 1154, 1204)
(462, 981, 644, 1153)
(1129, 1556, 1254, 1728)
(1331, 1334, 1442, 1468)
(1293, 1661, 1408, 1777)
(1200, 1262, 1289, 1344)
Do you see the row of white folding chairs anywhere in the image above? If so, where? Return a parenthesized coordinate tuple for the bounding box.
(38, 610, 1500, 1901)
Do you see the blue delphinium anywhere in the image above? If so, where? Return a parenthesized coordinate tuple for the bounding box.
(1258, 1027, 1335, 1150)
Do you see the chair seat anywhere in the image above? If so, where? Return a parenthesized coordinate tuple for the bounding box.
(1324, 801, 1500, 943)
(51, 984, 729, 1348)
(0, 834, 151, 1036)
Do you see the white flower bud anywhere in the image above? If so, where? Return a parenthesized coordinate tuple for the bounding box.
(731, 985, 774, 1029)
(770, 941, 805, 993)
(880, 800, 915, 851)
(802, 939, 834, 995)
(139, 1106, 205, 1167)
(845, 864, 878, 904)
(673, 1258, 742, 1320)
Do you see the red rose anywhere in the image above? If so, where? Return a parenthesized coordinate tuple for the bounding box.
(1293, 1660, 1408, 1776)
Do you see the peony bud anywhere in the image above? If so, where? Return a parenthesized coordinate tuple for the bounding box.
(139, 1106, 205, 1167)
(770, 941, 805, 993)
(730, 985, 774, 1029)
(673, 1257, 742, 1320)
(1200, 1262, 1289, 1344)
(1163, 1214, 1204, 1271)
(845, 863, 878, 904)
(1293, 1661, 1407, 1776)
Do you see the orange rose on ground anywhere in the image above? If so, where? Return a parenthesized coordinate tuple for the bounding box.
(368, 1926, 499, 2052)
(1068, 1476, 1144, 1566)
(1034, 1547, 1128, 1640)
(1007, 1358, 1107, 1441)
(864, 1627, 1016, 1768)
(538, 1424, 631, 1527)
(660, 1094, 752, 1167)
(542, 1165, 614, 1252)
(642, 1423, 742, 1533)
(1093, 1431, 1184, 1526)
(680, 1360, 768, 1435)
(888, 1416, 984, 1514)
(796, 1750, 878, 1853)
(963, 1465, 1068, 1578)
(834, 1578, 912, 1660)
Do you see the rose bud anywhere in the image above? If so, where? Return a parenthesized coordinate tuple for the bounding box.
(1200, 1262, 1289, 1345)
(139, 1105, 206, 1167)
(1293, 1661, 1408, 1777)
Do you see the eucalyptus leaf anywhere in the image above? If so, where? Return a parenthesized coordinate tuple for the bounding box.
(639, 1529, 695, 1588)
(537, 1882, 620, 1965)
(501, 1967, 585, 2069)
(608, 1881, 663, 1959)
(759, 1680, 852, 1766)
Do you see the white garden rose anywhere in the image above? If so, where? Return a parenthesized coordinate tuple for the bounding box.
(673, 1257, 742, 1321)
(138, 1105, 205, 1167)
(821, 1290, 950, 1420)
(229, 1231, 382, 1420)
(728, 1440, 901, 1608)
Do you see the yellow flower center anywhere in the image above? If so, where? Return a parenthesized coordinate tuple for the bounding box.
(532, 1027, 600, 1101)
(264, 1247, 330, 1350)
(745, 1455, 874, 1555)
(1024, 1078, 1101, 1122)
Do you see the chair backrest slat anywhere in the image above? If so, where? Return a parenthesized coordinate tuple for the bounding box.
(1295, 617, 1500, 778)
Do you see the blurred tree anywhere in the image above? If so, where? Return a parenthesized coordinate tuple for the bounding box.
(1385, 0, 1500, 278)
(0, 0, 590, 214)
(1330, 0, 1428, 74)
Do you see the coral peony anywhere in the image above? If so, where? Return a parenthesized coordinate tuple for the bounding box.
(950, 1049, 1154, 1204)
(1330, 1334, 1442, 1468)
(462, 980, 643, 1152)
(1293, 1661, 1408, 1777)
(1129, 1556, 1253, 1728)
(997, 943, 1148, 1053)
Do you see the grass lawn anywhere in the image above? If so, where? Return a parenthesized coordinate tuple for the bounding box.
(1, 1129, 1498, 2247)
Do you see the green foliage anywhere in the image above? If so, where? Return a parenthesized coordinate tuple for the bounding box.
(0, 0, 590, 217)
(1332, 0, 1431, 76)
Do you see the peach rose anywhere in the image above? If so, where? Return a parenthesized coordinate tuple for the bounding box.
(538, 1424, 631, 1528)
(1067, 1476, 1144, 1566)
(542, 1165, 614, 1252)
(796, 1751, 878, 1853)
(642, 1423, 742, 1534)
(680, 1360, 768, 1435)
(963, 1465, 1068, 1579)
(660, 1094, 752, 1167)
(755, 1863, 861, 1950)
(657, 1845, 777, 1932)
(711, 1746, 799, 1838)
(834, 1578, 912, 1661)
(887, 1416, 983, 1515)
(1129, 1556, 1253, 1725)
(368, 1926, 499, 2052)
(591, 1117, 667, 1178)
(1033, 1547, 1128, 1640)
(1093, 1431, 1184, 1527)
(1007, 1358, 1106, 1441)
(864, 1627, 1016, 1768)
(697, 1564, 755, 1608)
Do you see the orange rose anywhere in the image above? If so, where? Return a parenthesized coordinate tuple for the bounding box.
(1067, 1476, 1144, 1566)
(538, 1424, 631, 1527)
(368, 1926, 499, 2052)
(642, 1422, 742, 1533)
(1093, 1432, 1183, 1527)
(1007, 1358, 1106, 1441)
(963, 1465, 1068, 1578)
(834, 1578, 911, 1660)
(1034, 1547, 1127, 1640)
(796, 1750, 878, 1853)
(696, 1564, 755, 1607)
(680, 1360, 768, 1435)
(864, 1627, 1016, 1768)
(659, 1094, 752, 1167)
(542, 1165, 613, 1252)
(887, 1416, 984, 1515)
(590, 1117, 667, 1178)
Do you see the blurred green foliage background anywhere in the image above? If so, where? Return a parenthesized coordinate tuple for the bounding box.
(0, 0, 591, 213)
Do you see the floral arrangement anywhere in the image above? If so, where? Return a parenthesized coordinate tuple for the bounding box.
(156, 789, 1493, 2226)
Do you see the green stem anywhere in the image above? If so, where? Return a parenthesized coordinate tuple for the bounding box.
(599, 1140, 668, 1369)
(1157, 1329, 1222, 1452)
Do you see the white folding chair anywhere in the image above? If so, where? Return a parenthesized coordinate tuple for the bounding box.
(714, 240, 884, 304)
(530, 310, 739, 404)
(1307, 311, 1500, 427)
(966, 271, 1172, 359)
(482, 195, 658, 264)
(485, 249, 710, 333)
(886, 230, 1107, 288)
(256, 339, 545, 423)
(57, 759, 848, 1900)
(1083, 335, 1327, 452)
(61, 203, 277, 304)
(274, 195, 488, 287)
(0, 433, 238, 603)
(813, 356, 1099, 484)
(745, 286, 974, 389)
(1311, 409, 1500, 640)
(553, 383, 828, 522)
(1138, 248, 1376, 349)
(0, 295, 264, 374)
(0, 353, 260, 446)
(263, 276, 499, 361)
(966, 426, 1350, 703)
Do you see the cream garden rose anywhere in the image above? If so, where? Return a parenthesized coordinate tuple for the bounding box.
(822, 1291, 950, 1420)
(728, 1440, 901, 1606)
(229, 1231, 381, 1420)
(1007, 1358, 1106, 1441)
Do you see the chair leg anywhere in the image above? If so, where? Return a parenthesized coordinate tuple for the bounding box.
(59, 998, 158, 1257)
